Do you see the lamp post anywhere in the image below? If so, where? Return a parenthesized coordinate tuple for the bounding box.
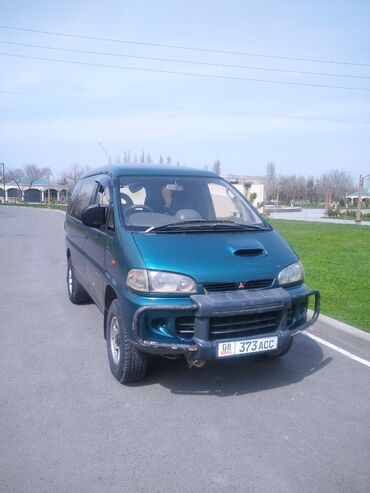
(47, 171, 51, 208)
(97, 142, 112, 164)
(1, 163, 5, 204)
(355, 174, 369, 224)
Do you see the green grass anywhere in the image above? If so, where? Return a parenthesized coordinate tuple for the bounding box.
(270, 220, 370, 332)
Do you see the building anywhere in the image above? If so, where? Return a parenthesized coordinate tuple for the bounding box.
(345, 176, 370, 206)
(222, 173, 265, 207)
(0, 177, 69, 204)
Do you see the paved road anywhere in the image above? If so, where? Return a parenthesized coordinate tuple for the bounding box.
(269, 207, 370, 226)
(1, 206, 369, 493)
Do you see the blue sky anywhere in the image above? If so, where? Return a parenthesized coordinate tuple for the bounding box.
(0, 0, 369, 179)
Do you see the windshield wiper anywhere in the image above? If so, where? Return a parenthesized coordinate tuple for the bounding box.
(146, 220, 266, 233)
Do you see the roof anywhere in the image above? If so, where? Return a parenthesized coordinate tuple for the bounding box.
(346, 193, 370, 198)
(221, 173, 266, 184)
(82, 163, 217, 179)
(7, 176, 58, 187)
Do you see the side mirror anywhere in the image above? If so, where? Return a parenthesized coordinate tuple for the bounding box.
(81, 204, 108, 227)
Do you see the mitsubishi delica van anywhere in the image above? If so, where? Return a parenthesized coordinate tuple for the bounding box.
(65, 165, 320, 384)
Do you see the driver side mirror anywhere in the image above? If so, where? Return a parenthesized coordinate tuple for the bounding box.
(81, 204, 108, 227)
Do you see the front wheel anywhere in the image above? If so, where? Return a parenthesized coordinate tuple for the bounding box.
(67, 257, 90, 304)
(107, 299, 148, 384)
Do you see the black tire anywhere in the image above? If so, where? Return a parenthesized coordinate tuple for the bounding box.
(67, 257, 90, 304)
(106, 299, 148, 384)
(265, 337, 293, 358)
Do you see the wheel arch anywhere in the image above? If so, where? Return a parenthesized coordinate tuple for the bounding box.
(104, 285, 117, 339)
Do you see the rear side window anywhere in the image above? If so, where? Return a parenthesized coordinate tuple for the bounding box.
(68, 178, 97, 219)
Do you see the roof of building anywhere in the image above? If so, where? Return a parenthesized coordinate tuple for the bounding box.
(7, 176, 58, 187)
(221, 173, 265, 184)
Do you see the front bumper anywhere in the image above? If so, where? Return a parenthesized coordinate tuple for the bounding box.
(130, 284, 320, 361)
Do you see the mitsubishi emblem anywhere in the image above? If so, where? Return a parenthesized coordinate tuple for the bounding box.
(238, 282, 245, 289)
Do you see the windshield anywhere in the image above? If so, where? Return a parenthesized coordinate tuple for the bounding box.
(118, 175, 267, 232)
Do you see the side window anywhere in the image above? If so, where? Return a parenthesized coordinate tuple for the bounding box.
(95, 183, 111, 206)
(67, 181, 82, 216)
(70, 178, 97, 219)
(94, 182, 115, 232)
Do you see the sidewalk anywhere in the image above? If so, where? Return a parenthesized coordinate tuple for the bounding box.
(269, 208, 370, 226)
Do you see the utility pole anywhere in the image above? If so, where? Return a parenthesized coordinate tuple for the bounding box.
(1, 163, 5, 204)
(97, 142, 112, 164)
(355, 174, 369, 224)
(47, 171, 51, 209)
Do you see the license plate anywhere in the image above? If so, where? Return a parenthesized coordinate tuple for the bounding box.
(217, 336, 278, 358)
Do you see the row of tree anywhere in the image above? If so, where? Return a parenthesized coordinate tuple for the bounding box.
(2, 159, 355, 206)
(265, 162, 355, 204)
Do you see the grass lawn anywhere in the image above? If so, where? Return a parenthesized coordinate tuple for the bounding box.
(270, 220, 370, 332)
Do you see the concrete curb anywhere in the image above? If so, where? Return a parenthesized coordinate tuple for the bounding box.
(317, 313, 370, 341)
(308, 311, 370, 360)
(308, 310, 370, 341)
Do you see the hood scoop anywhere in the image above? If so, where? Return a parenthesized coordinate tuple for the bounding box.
(233, 248, 265, 257)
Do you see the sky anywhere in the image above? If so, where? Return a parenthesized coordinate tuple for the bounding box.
(0, 0, 369, 180)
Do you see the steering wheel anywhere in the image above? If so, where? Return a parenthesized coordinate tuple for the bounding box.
(124, 204, 153, 218)
(120, 193, 134, 207)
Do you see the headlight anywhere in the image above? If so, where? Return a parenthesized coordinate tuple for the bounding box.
(278, 262, 304, 286)
(127, 269, 196, 293)
(127, 269, 149, 292)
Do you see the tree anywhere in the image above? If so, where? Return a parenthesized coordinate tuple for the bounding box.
(249, 192, 257, 204)
(140, 151, 145, 163)
(212, 159, 221, 175)
(319, 170, 354, 203)
(166, 156, 172, 164)
(146, 153, 153, 163)
(61, 162, 90, 192)
(243, 181, 252, 198)
(6, 168, 25, 202)
(159, 155, 164, 164)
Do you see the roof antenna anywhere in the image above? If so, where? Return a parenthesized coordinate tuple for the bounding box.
(97, 142, 112, 164)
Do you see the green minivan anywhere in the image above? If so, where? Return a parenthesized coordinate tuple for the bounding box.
(65, 164, 320, 384)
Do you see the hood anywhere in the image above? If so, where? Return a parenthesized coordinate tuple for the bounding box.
(132, 230, 298, 284)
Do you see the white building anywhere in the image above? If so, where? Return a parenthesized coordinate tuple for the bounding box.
(0, 177, 69, 203)
(222, 173, 265, 207)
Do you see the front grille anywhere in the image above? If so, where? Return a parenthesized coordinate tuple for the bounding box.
(175, 311, 281, 340)
(176, 316, 196, 338)
(209, 312, 280, 339)
(203, 279, 273, 293)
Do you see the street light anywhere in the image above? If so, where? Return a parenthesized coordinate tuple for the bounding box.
(0, 163, 5, 204)
(355, 174, 370, 224)
(97, 142, 112, 164)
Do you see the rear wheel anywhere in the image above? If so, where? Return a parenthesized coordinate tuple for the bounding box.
(67, 257, 90, 304)
(107, 299, 148, 384)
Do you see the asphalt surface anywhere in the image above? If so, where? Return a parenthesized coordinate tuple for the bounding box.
(269, 207, 370, 226)
(1, 206, 369, 493)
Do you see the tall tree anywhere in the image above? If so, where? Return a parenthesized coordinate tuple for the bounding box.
(6, 168, 25, 201)
(24, 164, 51, 203)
